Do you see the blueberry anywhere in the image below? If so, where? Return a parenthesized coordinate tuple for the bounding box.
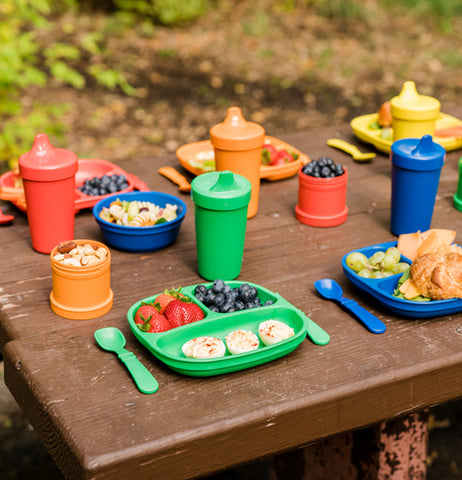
(205, 289, 216, 305)
(234, 300, 245, 310)
(195, 284, 207, 296)
(263, 300, 274, 306)
(302, 163, 314, 175)
(108, 182, 119, 193)
(244, 301, 257, 309)
(214, 293, 225, 307)
(212, 279, 225, 293)
(209, 305, 220, 313)
(220, 302, 236, 313)
(116, 175, 127, 185)
(321, 166, 331, 178)
(317, 157, 327, 167)
(101, 175, 110, 186)
(248, 286, 258, 300)
(228, 288, 239, 302)
(195, 291, 206, 303)
(222, 284, 232, 295)
(335, 164, 345, 176)
(325, 157, 333, 166)
(253, 297, 262, 306)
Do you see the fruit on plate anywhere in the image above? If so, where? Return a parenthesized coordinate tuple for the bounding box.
(345, 246, 409, 279)
(301, 157, 344, 178)
(261, 142, 299, 166)
(79, 174, 129, 196)
(164, 298, 205, 328)
(378, 101, 392, 128)
(193, 279, 274, 313)
(153, 287, 184, 314)
(397, 228, 457, 262)
(134, 303, 171, 333)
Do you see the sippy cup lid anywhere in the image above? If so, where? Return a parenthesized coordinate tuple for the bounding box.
(19, 134, 78, 181)
(210, 107, 265, 151)
(191, 171, 251, 211)
(390, 81, 440, 121)
(391, 135, 446, 171)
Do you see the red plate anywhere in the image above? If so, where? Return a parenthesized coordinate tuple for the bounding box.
(0, 158, 149, 212)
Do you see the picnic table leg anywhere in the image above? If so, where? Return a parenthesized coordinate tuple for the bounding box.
(271, 410, 429, 480)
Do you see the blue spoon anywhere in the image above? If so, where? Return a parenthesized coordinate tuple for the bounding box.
(314, 279, 386, 334)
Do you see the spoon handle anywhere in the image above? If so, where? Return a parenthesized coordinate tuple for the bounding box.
(340, 298, 386, 334)
(118, 352, 159, 394)
(306, 317, 330, 345)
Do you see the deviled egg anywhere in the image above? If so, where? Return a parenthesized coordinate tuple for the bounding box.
(258, 320, 294, 346)
(225, 329, 259, 355)
(182, 336, 226, 359)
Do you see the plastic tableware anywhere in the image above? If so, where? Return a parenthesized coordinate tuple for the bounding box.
(127, 281, 330, 377)
(327, 138, 376, 161)
(191, 171, 251, 280)
(350, 112, 462, 154)
(341, 240, 462, 319)
(93, 191, 187, 253)
(158, 166, 191, 192)
(390, 135, 445, 236)
(176, 136, 310, 181)
(390, 81, 441, 141)
(0, 206, 14, 224)
(314, 278, 386, 334)
(94, 327, 158, 394)
(454, 158, 462, 212)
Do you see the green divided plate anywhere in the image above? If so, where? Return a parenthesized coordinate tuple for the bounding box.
(127, 281, 329, 377)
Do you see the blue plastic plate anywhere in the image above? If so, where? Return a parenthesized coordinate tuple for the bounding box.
(342, 241, 462, 319)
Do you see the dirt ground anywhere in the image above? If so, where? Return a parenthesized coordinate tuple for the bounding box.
(3, 1, 462, 478)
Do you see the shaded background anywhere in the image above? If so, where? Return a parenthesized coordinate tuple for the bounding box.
(2, 0, 462, 478)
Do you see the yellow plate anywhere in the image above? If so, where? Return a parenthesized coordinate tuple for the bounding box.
(176, 136, 310, 181)
(351, 112, 462, 154)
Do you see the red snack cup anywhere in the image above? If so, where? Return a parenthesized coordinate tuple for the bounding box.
(18, 134, 78, 254)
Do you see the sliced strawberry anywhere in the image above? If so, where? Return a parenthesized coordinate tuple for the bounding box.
(261, 143, 279, 165)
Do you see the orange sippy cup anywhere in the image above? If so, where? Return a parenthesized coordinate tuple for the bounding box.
(210, 107, 265, 218)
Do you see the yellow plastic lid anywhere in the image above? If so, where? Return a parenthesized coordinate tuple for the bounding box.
(390, 81, 440, 121)
(210, 107, 265, 151)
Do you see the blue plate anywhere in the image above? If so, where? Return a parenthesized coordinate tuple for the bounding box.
(341, 241, 462, 319)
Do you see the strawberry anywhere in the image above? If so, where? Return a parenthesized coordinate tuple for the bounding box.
(164, 298, 205, 328)
(134, 303, 171, 333)
(154, 287, 184, 314)
(274, 149, 296, 165)
(261, 143, 279, 165)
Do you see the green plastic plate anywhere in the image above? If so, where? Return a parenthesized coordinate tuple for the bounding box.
(127, 281, 329, 377)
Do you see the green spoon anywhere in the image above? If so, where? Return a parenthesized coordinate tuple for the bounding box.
(94, 327, 159, 394)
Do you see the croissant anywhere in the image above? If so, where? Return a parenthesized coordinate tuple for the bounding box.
(410, 252, 462, 300)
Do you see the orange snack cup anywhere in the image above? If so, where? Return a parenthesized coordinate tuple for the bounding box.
(50, 239, 113, 320)
(210, 107, 265, 218)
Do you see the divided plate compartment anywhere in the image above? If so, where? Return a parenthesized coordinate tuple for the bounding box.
(127, 281, 310, 377)
(176, 136, 310, 182)
(0, 158, 148, 212)
(350, 112, 462, 154)
(342, 241, 462, 319)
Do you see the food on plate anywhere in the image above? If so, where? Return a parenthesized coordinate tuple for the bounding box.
(258, 320, 294, 346)
(397, 228, 457, 261)
(164, 297, 205, 328)
(78, 174, 129, 196)
(193, 279, 274, 313)
(377, 101, 392, 128)
(225, 329, 259, 355)
(135, 302, 172, 333)
(345, 246, 409, 279)
(99, 198, 178, 226)
(301, 157, 344, 178)
(53, 241, 108, 267)
(153, 288, 185, 314)
(182, 336, 226, 359)
(188, 150, 215, 172)
(261, 142, 299, 166)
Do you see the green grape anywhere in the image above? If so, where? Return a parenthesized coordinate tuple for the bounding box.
(370, 270, 386, 279)
(346, 252, 368, 273)
(382, 253, 398, 272)
(358, 268, 374, 278)
(381, 271, 394, 278)
(393, 262, 410, 274)
(385, 247, 401, 264)
(369, 251, 385, 268)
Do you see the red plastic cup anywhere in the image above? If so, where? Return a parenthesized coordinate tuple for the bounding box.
(295, 167, 348, 227)
(18, 134, 78, 254)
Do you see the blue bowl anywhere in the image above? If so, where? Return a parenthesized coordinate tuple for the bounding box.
(93, 191, 187, 252)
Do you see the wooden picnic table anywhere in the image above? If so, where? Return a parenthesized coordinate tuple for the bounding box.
(2, 107, 462, 479)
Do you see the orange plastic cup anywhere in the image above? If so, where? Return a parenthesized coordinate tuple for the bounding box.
(210, 107, 265, 218)
(295, 167, 348, 227)
(50, 240, 113, 320)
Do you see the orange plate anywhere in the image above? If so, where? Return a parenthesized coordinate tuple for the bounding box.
(176, 136, 310, 181)
(0, 158, 148, 213)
